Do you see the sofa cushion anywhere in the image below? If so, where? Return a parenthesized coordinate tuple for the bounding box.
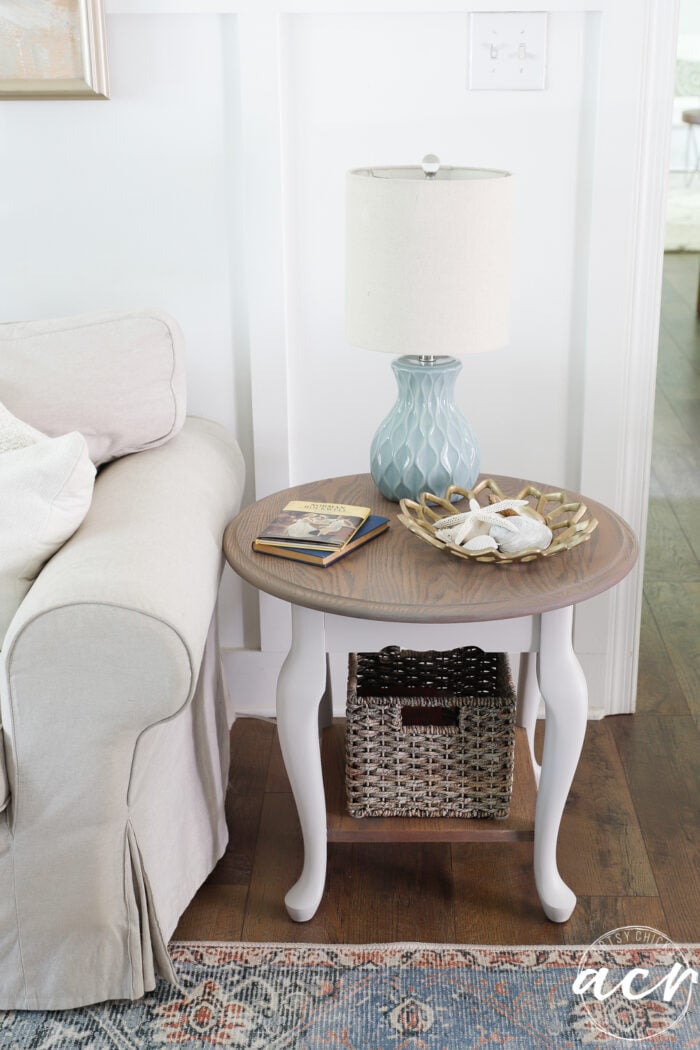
(0, 404, 95, 646)
(0, 310, 186, 466)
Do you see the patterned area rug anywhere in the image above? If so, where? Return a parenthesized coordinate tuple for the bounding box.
(2, 942, 699, 1049)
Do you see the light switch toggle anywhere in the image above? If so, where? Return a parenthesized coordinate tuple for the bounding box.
(469, 12, 548, 91)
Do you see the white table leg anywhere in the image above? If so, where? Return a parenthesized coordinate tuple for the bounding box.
(318, 654, 334, 732)
(516, 652, 542, 787)
(534, 606, 588, 922)
(276, 604, 328, 922)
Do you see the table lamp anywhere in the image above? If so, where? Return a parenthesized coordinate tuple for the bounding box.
(345, 155, 514, 502)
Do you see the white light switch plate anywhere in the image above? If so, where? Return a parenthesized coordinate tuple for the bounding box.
(469, 12, 548, 91)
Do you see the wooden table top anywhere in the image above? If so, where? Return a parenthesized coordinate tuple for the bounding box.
(223, 473, 638, 623)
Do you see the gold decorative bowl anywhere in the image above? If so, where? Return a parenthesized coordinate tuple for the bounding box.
(398, 478, 599, 564)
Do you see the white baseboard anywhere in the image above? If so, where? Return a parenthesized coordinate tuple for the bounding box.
(223, 647, 611, 721)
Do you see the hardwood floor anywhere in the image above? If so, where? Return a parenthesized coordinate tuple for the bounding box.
(175, 253, 700, 946)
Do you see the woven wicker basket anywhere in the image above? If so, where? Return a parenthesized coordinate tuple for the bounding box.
(345, 646, 516, 819)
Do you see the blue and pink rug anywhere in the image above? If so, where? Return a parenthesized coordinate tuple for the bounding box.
(3, 942, 699, 1049)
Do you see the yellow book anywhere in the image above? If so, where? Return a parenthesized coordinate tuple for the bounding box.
(256, 500, 371, 551)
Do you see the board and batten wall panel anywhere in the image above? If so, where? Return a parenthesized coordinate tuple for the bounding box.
(0, 2, 677, 716)
(282, 11, 589, 489)
(229, 2, 674, 718)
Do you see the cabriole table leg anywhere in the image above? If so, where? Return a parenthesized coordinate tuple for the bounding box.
(276, 604, 328, 922)
(534, 605, 588, 922)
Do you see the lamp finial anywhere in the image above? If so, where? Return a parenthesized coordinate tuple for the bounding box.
(421, 154, 441, 178)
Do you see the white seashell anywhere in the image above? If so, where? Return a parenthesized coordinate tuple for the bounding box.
(435, 517, 491, 546)
(454, 518, 491, 546)
(435, 497, 551, 554)
(464, 534, 499, 552)
(433, 524, 462, 544)
(490, 517, 553, 553)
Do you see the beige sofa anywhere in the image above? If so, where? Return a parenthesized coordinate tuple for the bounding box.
(0, 311, 245, 1009)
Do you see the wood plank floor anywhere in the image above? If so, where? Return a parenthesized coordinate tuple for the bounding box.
(175, 252, 700, 947)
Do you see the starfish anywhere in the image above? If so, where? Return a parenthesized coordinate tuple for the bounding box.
(434, 498, 530, 547)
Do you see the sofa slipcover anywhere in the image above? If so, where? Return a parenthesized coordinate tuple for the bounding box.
(0, 417, 245, 1007)
(0, 409, 244, 1008)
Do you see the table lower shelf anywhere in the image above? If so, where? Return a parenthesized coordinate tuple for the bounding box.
(322, 721, 536, 844)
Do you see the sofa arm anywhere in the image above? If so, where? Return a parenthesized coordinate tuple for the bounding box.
(1, 417, 244, 781)
(5, 417, 243, 674)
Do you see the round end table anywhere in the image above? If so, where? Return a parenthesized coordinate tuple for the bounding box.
(224, 473, 637, 924)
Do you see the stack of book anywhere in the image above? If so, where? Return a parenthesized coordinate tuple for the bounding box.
(253, 500, 389, 566)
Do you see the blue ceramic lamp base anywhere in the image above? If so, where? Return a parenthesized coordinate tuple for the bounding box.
(370, 355, 480, 503)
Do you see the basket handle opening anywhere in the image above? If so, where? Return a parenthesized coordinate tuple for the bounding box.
(401, 705, 460, 729)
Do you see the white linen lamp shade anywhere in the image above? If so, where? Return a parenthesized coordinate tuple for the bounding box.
(345, 159, 514, 501)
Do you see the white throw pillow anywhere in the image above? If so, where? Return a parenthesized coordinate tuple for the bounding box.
(0, 404, 95, 647)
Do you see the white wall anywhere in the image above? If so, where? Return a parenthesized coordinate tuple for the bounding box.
(0, 0, 678, 717)
(1, 16, 237, 433)
(283, 12, 587, 488)
(0, 13, 254, 652)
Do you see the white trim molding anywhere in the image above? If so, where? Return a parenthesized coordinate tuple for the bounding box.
(606, 0, 679, 714)
(576, 0, 679, 714)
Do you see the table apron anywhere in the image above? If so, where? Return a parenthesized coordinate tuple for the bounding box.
(322, 612, 540, 654)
